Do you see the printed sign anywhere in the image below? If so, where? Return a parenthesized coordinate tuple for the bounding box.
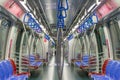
(96, 0, 118, 20)
(4, 0, 24, 18)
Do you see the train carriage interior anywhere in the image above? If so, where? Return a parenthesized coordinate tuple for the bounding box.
(0, 0, 120, 80)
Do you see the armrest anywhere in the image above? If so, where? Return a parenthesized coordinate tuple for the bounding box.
(71, 59, 77, 62)
(30, 66, 39, 69)
(36, 59, 45, 62)
(89, 72, 104, 76)
(16, 72, 30, 76)
(80, 65, 89, 68)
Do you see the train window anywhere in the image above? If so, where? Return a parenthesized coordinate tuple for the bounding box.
(14, 29, 24, 73)
(22, 32, 29, 54)
(74, 38, 81, 59)
(89, 33, 97, 55)
(16, 29, 23, 53)
(0, 18, 10, 60)
(99, 27, 106, 45)
(33, 38, 37, 54)
(109, 20, 120, 60)
(95, 27, 105, 72)
(98, 27, 106, 58)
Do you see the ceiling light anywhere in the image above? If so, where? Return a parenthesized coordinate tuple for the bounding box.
(88, 3, 96, 12)
(19, 1, 30, 12)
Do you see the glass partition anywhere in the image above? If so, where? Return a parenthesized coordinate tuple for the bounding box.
(0, 17, 11, 60)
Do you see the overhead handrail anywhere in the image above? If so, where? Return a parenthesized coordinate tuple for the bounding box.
(44, 34, 50, 41)
(57, 0, 69, 28)
(23, 13, 42, 33)
(56, 0, 69, 79)
(58, 0, 69, 10)
(57, 0, 68, 18)
(77, 12, 98, 33)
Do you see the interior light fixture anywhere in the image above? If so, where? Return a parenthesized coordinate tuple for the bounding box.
(19, 1, 30, 12)
(71, 24, 79, 33)
(87, 3, 96, 12)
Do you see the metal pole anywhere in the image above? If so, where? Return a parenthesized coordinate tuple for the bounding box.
(56, 28, 64, 80)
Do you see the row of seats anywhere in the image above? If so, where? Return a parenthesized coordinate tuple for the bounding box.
(75, 55, 90, 69)
(29, 55, 43, 69)
(90, 59, 120, 80)
(0, 59, 30, 80)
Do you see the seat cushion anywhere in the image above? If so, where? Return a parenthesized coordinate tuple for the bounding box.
(81, 61, 89, 66)
(75, 61, 82, 67)
(30, 62, 37, 66)
(8, 75, 28, 80)
(0, 65, 5, 79)
(91, 74, 111, 80)
(30, 61, 42, 67)
(35, 62, 42, 66)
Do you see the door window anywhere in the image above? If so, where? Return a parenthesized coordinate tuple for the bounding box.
(0, 18, 11, 60)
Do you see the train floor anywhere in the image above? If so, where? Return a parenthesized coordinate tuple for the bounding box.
(29, 56, 91, 80)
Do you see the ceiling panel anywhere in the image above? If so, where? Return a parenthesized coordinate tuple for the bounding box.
(27, 0, 96, 36)
(39, 0, 88, 26)
(40, 0, 57, 25)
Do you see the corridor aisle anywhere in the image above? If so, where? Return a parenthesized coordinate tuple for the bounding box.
(62, 60, 90, 80)
(29, 56, 59, 80)
(29, 56, 90, 80)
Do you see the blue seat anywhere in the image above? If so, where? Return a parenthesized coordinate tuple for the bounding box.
(109, 61, 118, 79)
(35, 62, 42, 66)
(29, 55, 35, 62)
(114, 63, 120, 80)
(0, 62, 5, 80)
(91, 60, 120, 80)
(8, 75, 28, 80)
(2, 61, 11, 79)
(81, 55, 89, 66)
(105, 60, 114, 77)
(29, 55, 43, 68)
(75, 55, 89, 68)
(0, 60, 29, 80)
(75, 61, 82, 67)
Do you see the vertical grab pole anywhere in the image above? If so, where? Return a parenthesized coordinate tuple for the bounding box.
(56, 0, 69, 79)
(56, 28, 64, 80)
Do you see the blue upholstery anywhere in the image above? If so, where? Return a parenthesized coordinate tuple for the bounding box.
(0, 60, 29, 80)
(0, 62, 5, 80)
(35, 62, 42, 66)
(5, 60, 13, 77)
(29, 55, 42, 67)
(2, 61, 10, 79)
(82, 55, 89, 63)
(106, 60, 114, 76)
(81, 55, 89, 66)
(75, 55, 89, 67)
(29, 55, 35, 62)
(91, 75, 110, 80)
(91, 60, 120, 80)
(114, 64, 120, 80)
(75, 61, 82, 67)
(9, 75, 28, 80)
(109, 61, 118, 79)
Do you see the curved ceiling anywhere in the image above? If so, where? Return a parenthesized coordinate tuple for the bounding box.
(27, 0, 95, 37)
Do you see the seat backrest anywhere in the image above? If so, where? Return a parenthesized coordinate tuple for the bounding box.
(112, 62, 120, 80)
(29, 55, 35, 62)
(114, 63, 120, 80)
(9, 59, 17, 74)
(2, 61, 10, 79)
(105, 60, 114, 76)
(82, 55, 89, 64)
(5, 60, 14, 76)
(0, 59, 16, 79)
(101, 59, 110, 74)
(108, 61, 118, 78)
(0, 62, 5, 79)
